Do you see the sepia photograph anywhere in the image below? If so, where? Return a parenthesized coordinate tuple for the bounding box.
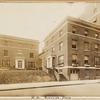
(0, 1, 100, 98)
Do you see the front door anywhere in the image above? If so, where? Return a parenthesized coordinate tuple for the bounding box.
(18, 60, 22, 68)
(15, 59, 25, 69)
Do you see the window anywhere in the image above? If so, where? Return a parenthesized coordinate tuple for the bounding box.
(84, 55, 89, 64)
(4, 50, 8, 56)
(95, 33, 99, 39)
(84, 42, 89, 51)
(59, 69, 62, 73)
(30, 53, 34, 58)
(7, 60, 10, 67)
(52, 37, 54, 42)
(59, 30, 63, 37)
(94, 8, 97, 13)
(93, 17, 97, 23)
(52, 47, 55, 53)
(59, 41, 63, 51)
(72, 39, 77, 49)
(58, 55, 64, 66)
(70, 69, 78, 74)
(84, 30, 88, 36)
(72, 54, 77, 64)
(95, 43, 99, 52)
(47, 57, 51, 68)
(2, 60, 10, 67)
(28, 61, 35, 68)
(52, 57, 56, 67)
(18, 61, 22, 68)
(72, 27, 77, 33)
(4, 40, 8, 46)
(95, 57, 100, 65)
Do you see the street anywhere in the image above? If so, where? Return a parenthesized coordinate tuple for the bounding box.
(0, 80, 100, 96)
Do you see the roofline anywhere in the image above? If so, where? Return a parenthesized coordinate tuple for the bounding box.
(67, 16, 100, 31)
(44, 16, 68, 41)
(44, 16, 100, 41)
(0, 34, 39, 44)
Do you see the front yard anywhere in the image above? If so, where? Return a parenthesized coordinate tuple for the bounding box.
(0, 70, 56, 84)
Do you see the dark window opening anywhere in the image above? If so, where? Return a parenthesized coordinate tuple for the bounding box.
(95, 57, 100, 65)
(30, 53, 34, 58)
(84, 55, 89, 65)
(4, 50, 8, 56)
(93, 18, 97, 23)
(72, 27, 77, 34)
(2, 60, 10, 67)
(28, 61, 35, 69)
(59, 30, 63, 37)
(95, 43, 99, 52)
(70, 69, 78, 74)
(72, 40, 77, 49)
(59, 41, 63, 51)
(84, 30, 88, 36)
(95, 33, 99, 39)
(58, 55, 64, 67)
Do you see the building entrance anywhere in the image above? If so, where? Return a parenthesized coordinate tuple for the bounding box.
(15, 58, 25, 69)
(70, 69, 79, 80)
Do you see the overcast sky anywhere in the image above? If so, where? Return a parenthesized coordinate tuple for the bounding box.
(0, 2, 86, 52)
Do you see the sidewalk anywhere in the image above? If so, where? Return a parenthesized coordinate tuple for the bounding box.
(0, 79, 100, 91)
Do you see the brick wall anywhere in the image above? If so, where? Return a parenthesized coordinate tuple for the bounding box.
(67, 22, 100, 67)
(0, 35, 39, 69)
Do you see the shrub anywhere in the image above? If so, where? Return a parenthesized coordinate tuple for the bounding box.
(0, 70, 55, 84)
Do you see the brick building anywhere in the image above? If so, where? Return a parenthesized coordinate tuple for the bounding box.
(80, 3, 100, 25)
(40, 16, 100, 81)
(0, 34, 40, 70)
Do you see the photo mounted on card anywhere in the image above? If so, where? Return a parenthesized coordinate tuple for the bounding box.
(0, 1, 100, 97)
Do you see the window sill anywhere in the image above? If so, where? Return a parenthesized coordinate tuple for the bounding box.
(84, 64, 90, 67)
(95, 65, 100, 68)
(58, 64, 64, 67)
(95, 38, 99, 39)
(72, 48, 78, 50)
(84, 50, 89, 52)
(84, 35, 88, 37)
(4, 56, 9, 57)
(16, 68, 25, 70)
(72, 63, 78, 67)
(95, 51, 100, 53)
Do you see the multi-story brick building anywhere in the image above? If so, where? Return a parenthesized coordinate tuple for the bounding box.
(80, 3, 100, 25)
(40, 16, 100, 81)
(0, 34, 40, 70)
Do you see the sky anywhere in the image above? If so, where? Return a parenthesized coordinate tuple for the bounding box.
(0, 2, 86, 52)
